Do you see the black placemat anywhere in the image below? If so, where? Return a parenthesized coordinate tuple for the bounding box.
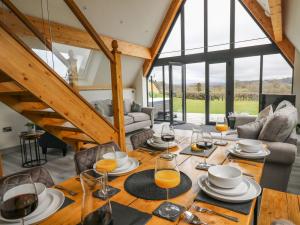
(153, 201, 185, 222)
(59, 196, 75, 210)
(93, 186, 121, 200)
(180, 145, 217, 158)
(124, 169, 192, 200)
(195, 190, 253, 215)
(78, 201, 152, 225)
(139, 142, 165, 152)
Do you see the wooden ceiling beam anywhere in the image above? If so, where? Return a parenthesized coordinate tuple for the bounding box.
(64, 0, 115, 62)
(0, 8, 151, 59)
(143, 0, 184, 77)
(241, 0, 294, 64)
(268, 0, 283, 42)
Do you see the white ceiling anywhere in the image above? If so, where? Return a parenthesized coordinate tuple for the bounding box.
(10, 0, 171, 88)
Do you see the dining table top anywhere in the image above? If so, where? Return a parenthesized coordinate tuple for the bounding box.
(40, 139, 264, 225)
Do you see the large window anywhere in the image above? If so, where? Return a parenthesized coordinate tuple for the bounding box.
(184, 0, 204, 54)
(208, 0, 230, 51)
(148, 0, 293, 124)
(234, 56, 260, 115)
(262, 54, 293, 94)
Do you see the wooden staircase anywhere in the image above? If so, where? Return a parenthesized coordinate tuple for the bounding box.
(0, 24, 119, 151)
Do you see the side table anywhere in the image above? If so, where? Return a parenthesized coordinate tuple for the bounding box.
(19, 130, 47, 168)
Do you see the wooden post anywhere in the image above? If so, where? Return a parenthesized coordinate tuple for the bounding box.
(110, 40, 126, 151)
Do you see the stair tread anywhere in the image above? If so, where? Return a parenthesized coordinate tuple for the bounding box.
(44, 122, 81, 132)
(22, 109, 63, 118)
(63, 134, 96, 143)
(0, 81, 27, 94)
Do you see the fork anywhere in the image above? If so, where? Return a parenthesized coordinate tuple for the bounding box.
(55, 185, 78, 196)
(193, 206, 239, 222)
(183, 211, 208, 225)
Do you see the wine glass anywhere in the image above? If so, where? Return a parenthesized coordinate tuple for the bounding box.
(191, 128, 201, 151)
(215, 117, 229, 145)
(154, 153, 181, 219)
(0, 174, 38, 225)
(95, 145, 117, 198)
(161, 124, 175, 155)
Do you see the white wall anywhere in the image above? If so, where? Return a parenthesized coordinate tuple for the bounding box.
(0, 103, 29, 149)
(133, 70, 147, 106)
(292, 50, 300, 119)
(80, 88, 136, 102)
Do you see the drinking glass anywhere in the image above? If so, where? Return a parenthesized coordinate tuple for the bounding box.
(191, 128, 201, 151)
(161, 124, 175, 155)
(80, 169, 112, 225)
(0, 174, 38, 225)
(95, 145, 117, 198)
(215, 117, 229, 145)
(154, 153, 181, 219)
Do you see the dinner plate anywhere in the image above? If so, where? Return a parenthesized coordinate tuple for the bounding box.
(204, 175, 250, 196)
(93, 157, 139, 176)
(146, 139, 177, 150)
(227, 146, 270, 159)
(198, 175, 261, 203)
(0, 189, 65, 225)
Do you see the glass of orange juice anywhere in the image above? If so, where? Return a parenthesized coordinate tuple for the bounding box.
(155, 153, 181, 218)
(95, 146, 117, 198)
(215, 117, 229, 145)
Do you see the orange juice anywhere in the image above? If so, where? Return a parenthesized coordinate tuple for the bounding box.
(96, 159, 117, 173)
(155, 170, 180, 189)
(215, 124, 229, 132)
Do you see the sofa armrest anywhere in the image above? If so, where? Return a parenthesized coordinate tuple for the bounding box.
(141, 107, 154, 126)
(264, 142, 297, 165)
(285, 129, 298, 145)
(233, 115, 257, 127)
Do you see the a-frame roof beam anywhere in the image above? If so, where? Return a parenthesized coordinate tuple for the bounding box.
(268, 0, 283, 42)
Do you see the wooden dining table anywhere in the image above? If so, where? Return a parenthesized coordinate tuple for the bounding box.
(40, 140, 264, 225)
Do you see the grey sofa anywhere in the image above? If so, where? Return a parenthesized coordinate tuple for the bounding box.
(231, 101, 298, 192)
(91, 99, 154, 134)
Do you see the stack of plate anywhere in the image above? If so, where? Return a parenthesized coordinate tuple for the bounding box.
(198, 165, 261, 203)
(146, 134, 177, 150)
(0, 183, 65, 225)
(93, 152, 139, 176)
(227, 139, 270, 159)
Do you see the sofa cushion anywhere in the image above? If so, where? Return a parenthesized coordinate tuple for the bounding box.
(237, 119, 265, 139)
(93, 99, 113, 117)
(258, 105, 298, 142)
(131, 101, 142, 112)
(124, 99, 132, 115)
(128, 112, 150, 122)
(106, 115, 134, 125)
(275, 100, 293, 111)
(264, 141, 297, 165)
(256, 105, 273, 121)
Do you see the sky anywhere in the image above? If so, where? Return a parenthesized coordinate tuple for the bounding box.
(153, 0, 292, 84)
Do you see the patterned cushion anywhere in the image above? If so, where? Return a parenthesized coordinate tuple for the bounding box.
(237, 119, 265, 139)
(0, 167, 54, 189)
(258, 105, 298, 142)
(256, 105, 273, 121)
(275, 100, 293, 111)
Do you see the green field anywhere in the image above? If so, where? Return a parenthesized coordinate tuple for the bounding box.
(172, 97, 258, 115)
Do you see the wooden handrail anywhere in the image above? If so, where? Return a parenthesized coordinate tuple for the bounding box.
(64, 0, 115, 63)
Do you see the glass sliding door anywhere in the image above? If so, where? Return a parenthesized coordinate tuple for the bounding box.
(208, 62, 227, 124)
(186, 63, 206, 125)
(169, 63, 186, 125)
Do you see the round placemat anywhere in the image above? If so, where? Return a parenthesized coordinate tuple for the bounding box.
(124, 169, 192, 200)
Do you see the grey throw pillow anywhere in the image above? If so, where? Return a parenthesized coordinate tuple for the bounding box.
(258, 105, 298, 142)
(131, 101, 142, 112)
(237, 119, 265, 139)
(94, 103, 104, 115)
(275, 100, 293, 111)
(256, 105, 273, 121)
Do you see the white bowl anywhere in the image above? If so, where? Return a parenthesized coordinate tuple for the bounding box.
(238, 139, 262, 153)
(3, 183, 47, 202)
(152, 134, 164, 143)
(103, 151, 128, 167)
(208, 165, 242, 189)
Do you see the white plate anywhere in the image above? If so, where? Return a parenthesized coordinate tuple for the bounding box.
(93, 157, 139, 176)
(198, 175, 261, 203)
(204, 175, 250, 196)
(0, 189, 65, 225)
(227, 146, 270, 159)
(147, 139, 177, 150)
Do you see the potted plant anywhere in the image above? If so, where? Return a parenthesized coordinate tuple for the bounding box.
(25, 122, 35, 133)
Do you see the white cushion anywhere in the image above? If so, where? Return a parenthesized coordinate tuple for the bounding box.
(128, 112, 150, 122)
